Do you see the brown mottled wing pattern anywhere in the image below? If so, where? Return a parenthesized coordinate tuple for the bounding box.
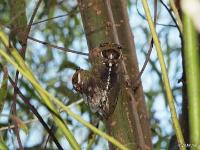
(72, 43, 122, 119)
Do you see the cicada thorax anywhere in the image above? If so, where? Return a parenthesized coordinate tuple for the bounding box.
(90, 42, 122, 118)
(72, 43, 122, 119)
(90, 42, 122, 85)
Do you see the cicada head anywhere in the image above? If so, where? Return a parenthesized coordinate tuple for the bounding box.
(99, 43, 122, 66)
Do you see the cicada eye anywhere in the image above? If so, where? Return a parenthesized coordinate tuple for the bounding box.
(100, 49, 121, 60)
(75, 67, 81, 71)
(117, 45, 122, 49)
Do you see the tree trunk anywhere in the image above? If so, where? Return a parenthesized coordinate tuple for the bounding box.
(77, 0, 152, 149)
(109, 1, 152, 147)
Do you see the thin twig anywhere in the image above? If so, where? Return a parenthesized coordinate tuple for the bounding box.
(133, 39, 153, 91)
(32, 6, 78, 26)
(44, 124, 56, 149)
(26, 0, 43, 42)
(133, 0, 157, 90)
(12, 74, 23, 150)
(159, 0, 183, 41)
(28, 36, 89, 56)
(0, 118, 37, 132)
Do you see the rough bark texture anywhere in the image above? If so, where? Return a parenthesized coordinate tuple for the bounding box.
(77, 0, 152, 149)
(109, 1, 152, 147)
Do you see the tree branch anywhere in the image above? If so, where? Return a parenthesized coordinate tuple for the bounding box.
(32, 6, 78, 26)
(28, 36, 89, 56)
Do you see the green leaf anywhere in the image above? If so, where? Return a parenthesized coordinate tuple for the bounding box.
(0, 136, 8, 150)
(0, 66, 8, 113)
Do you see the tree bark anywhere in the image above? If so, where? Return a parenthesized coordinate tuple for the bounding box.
(109, 1, 152, 147)
(77, 0, 152, 149)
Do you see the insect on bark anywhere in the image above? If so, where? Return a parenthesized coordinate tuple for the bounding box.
(72, 43, 122, 119)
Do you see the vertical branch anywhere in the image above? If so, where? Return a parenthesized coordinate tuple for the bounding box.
(183, 12, 200, 148)
(169, 0, 183, 33)
(110, 0, 153, 148)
